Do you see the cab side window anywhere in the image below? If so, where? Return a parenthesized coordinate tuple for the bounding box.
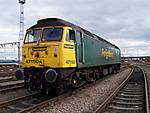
(66, 30, 75, 42)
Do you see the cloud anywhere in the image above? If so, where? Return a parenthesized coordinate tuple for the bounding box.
(108, 38, 150, 56)
(0, 0, 150, 56)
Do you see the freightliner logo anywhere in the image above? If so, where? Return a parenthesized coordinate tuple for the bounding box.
(101, 48, 114, 59)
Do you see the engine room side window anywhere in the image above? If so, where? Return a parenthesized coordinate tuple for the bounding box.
(76, 30, 82, 43)
(66, 30, 75, 42)
(42, 28, 63, 41)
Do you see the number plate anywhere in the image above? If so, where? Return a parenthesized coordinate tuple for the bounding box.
(26, 59, 44, 65)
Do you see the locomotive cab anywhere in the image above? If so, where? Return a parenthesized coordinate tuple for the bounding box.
(22, 18, 83, 93)
(22, 27, 77, 68)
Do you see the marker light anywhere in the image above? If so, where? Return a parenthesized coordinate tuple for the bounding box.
(45, 51, 48, 55)
(31, 51, 33, 56)
(35, 52, 39, 58)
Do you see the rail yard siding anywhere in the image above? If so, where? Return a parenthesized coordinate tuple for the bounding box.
(36, 68, 131, 113)
(0, 60, 17, 63)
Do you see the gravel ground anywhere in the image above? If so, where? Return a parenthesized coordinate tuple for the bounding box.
(35, 68, 131, 113)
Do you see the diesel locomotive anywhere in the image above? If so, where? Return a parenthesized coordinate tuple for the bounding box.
(22, 18, 121, 94)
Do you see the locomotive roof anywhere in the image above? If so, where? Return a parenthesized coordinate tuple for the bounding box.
(28, 18, 80, 30)
(28, 18, 120, 49)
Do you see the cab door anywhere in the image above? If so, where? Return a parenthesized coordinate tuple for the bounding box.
(75, 30, 83, 66)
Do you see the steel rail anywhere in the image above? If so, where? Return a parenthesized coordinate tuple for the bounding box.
(0, 80, 24, 87)
(93, 67, 134, 113)
(16, 96, 56, 113)
(93, 66, 149, 113)
(0, 84, 24, 93)
(0, 81, 24, 93)
(140, 66, 149, 113)
(0, 77, 14, 83)
(0, 92, 39, 109)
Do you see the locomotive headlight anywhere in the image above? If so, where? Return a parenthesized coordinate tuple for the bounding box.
(45, 50, 48, 55)
(31, 51, 33, 56)
(35, 52, 39, 58)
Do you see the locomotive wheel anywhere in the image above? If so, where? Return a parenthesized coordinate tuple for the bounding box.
(27, 76, 38, 92)
(94, 70, 100, 80)
(53, 82, 67, 95)
(114, 66, 118, 73)
(91, 72, 96, 82)
(87, 72, 96, 83)
(25, 76, 34, 92)
(71, 75, 85, 88)
(71, 79, 80, 88)
(42, 77, 51, 95)
(42, 79, 67, 95)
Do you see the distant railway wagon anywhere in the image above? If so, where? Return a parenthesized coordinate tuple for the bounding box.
(0, 60, 18, 67)
(22, 18, 121, 94)
(0, 60, 17, 63)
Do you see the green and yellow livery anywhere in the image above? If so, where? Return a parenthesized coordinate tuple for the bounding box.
(21, 18, 121, 94)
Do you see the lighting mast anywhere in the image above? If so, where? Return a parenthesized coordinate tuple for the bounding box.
(18, 0, 25, 63)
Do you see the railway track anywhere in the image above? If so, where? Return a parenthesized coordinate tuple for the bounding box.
(0, 76, 14, 83)
(93, 66, 149, 113)
(0, 92, 42, 113)
(0, 66, 130, 113)
(0, 80, 24, 93)
(6, 67, 131, 113)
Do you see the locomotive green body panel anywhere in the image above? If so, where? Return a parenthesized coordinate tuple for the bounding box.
(77, 34, 121, 67)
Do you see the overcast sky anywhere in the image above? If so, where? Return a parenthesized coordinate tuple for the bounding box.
(0, 0, 150, 57)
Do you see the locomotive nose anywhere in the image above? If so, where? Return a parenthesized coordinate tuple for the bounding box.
(45, 69, 58, 83)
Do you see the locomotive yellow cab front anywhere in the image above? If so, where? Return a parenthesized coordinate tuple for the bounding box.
(22, 26, 77, 68)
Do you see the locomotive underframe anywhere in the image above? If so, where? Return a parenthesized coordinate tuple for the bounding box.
(23, 63, 120, 95)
